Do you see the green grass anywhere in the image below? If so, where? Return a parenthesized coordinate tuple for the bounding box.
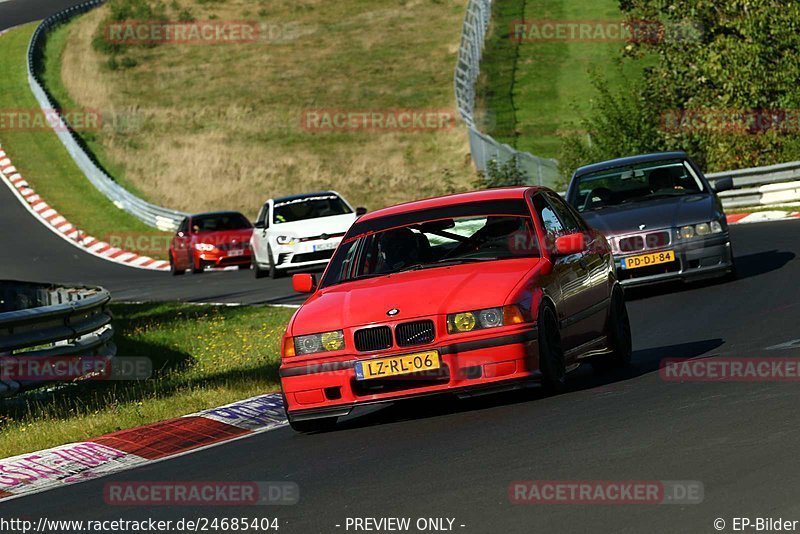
(0, 24, 169, 257)
(0, 302, 294, 458)
(477, 0, 650, 159)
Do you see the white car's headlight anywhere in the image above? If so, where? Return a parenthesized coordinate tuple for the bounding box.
(677, 220, 724, 240)
(194, 243, 216, 251)
(276, 235, 296, 246)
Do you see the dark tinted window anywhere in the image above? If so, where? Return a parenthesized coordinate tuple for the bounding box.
(191, 213, 252, 233)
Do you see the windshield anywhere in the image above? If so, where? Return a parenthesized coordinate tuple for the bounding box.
(273, 195, 352, 224)
(321, 200, 538, 288)
(571, 159, 706, 212)
(191, 213, 252, 233)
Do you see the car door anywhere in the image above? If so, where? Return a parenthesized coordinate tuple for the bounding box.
(531, 193, 588, 354)
(172, 218, 191, 269)
(546, 192, 609, 342)
(252, 202, 271, 264)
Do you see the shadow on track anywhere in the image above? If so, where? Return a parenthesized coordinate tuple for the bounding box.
(330, 338, 724, 432)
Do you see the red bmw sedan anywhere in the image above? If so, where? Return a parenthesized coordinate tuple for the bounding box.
(280, 187, 631, 432)
(169, 211, 253, 275)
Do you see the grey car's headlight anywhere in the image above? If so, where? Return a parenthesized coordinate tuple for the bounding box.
(293, 330, 345, 355)
(677, 220, 723, 240)
(276, 235, 296, 246)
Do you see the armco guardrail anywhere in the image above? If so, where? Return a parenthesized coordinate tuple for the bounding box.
(454, 0, 561, 188)
(0, 281, 115, 397)
(707, 162, 800, 209)
(27, 0, 187, 231)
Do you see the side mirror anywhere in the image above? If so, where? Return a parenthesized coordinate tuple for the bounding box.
(176, 231, 185, 238)
(292, 273, 317, 293)
(355, 207, 367, 217)
(254, 221, 265, 229)
(554, 233, 586, 256)
(712, 176, 734, 193)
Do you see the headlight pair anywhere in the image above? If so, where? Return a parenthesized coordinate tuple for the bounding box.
(447, 305, 525, 334)
(676, 220, 724, 240)
(287, 330, 345, 356)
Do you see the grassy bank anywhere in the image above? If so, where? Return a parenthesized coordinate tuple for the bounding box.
(477, 0, 649, 159)
(0, 24, 169, 255)
(0, 302, 294, 458)
(48, 0, 473, 218)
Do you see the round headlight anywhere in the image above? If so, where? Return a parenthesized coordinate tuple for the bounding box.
(695, 223, 711, 236)
(680, 226, 695, 239)
(297, 335, 321, 354)
(478, 308, 503, 328)
(453, 312, 477, 332)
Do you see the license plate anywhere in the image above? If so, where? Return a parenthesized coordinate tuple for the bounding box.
(621, 250, 675, 270)
(355, 350, 440, 381)
(313, 241, 337, 252)
(228, 249, 244, 257)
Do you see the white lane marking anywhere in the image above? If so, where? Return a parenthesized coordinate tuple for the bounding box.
(766, 339, 800, 351)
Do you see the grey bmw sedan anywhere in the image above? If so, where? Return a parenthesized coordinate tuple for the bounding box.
(566, 152, 736, 286)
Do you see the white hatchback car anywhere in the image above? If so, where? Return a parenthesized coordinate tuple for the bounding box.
(250, 191, 365, 278)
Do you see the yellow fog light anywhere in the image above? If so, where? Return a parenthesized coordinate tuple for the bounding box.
(321, 330, 345, 351)
(449, 312, 477, 333)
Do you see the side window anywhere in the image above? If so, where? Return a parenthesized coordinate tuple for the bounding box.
(177, 218, 188, 235)
(546, 193, 582, 233)
(256, 203, 269, 226)
(532, 194, 565, 238)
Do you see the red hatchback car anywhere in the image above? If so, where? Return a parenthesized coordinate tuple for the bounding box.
(169, 211, 254, 275)
(280, 187, 632, 432)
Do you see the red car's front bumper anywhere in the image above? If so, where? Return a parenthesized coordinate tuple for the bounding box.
(196, 250, 252, 268)
(279, 326, 539, 422)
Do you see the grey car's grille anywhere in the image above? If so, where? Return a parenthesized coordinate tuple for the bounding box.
(618, 230, 671, 253)
(396, 320, 435, 347)
(354, 326, 393, 352)
(618, 236, 645, 252)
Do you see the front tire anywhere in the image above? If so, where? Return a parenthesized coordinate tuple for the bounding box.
(169, 254, 185, 276)
(253, 256, 268, 279)
(599, 288, 632, 369)
(538, 303, 566, 394)
(191, 255, 203, 274)
(268, 245, 283, 279)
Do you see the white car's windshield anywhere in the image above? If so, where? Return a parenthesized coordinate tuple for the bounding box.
(273, 195, 352, 224)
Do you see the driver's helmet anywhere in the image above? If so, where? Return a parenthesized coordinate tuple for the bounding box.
(376, 228, 420, 272)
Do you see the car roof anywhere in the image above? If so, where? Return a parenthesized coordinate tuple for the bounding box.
(272, 191, 339, 204)
(357, 186, 546, 223)
(572, 151, 689, 178)
(189, 210, 247, 219)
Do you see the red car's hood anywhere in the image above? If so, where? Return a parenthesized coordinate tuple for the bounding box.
(291, 258, 545, 335)
(193, 228, 253, 245)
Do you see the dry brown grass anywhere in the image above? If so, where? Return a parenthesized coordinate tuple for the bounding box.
(56, 0, 473, 217)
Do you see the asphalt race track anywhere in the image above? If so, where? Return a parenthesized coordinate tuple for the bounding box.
(3, 215, 800, 532)
(5, 2, 800, 533)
